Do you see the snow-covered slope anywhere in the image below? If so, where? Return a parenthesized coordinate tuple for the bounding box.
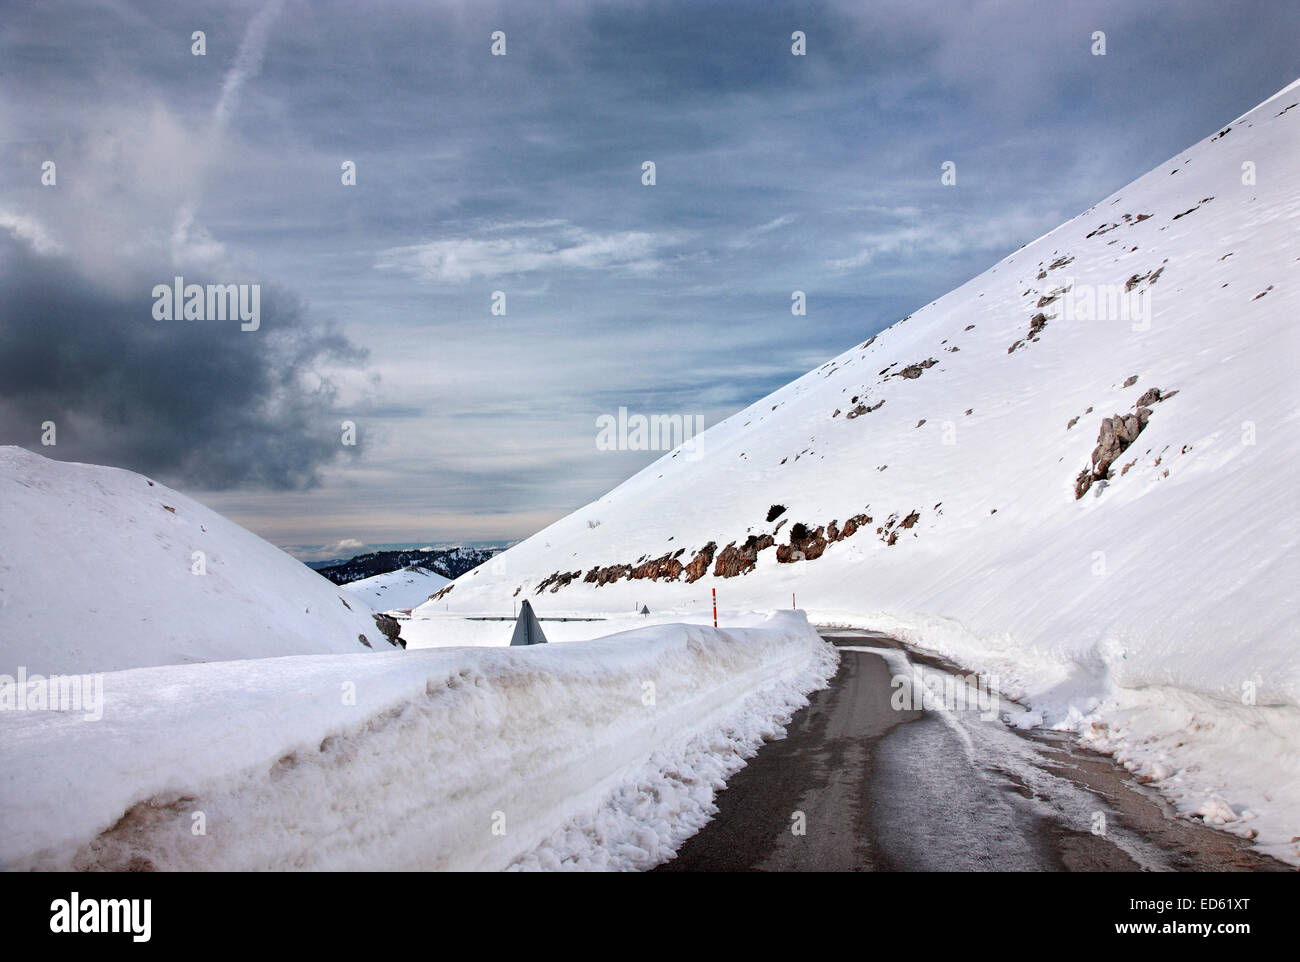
(428, 82, 1300, 861)
(341, 565, 450, 612)
(0, 447, 390, 673)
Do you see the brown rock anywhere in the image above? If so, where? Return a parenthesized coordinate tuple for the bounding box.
(713, 535, 775, 577)
(895, 358, 939, 379)
(776, 524, 827, 564)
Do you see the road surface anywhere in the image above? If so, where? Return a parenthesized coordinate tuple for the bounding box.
(655, 630, 1286, 872)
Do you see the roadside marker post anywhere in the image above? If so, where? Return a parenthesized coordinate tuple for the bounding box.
(712, 588, 717, 628)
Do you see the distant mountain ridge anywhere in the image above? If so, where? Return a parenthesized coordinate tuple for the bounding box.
(315, 546, 498, 585)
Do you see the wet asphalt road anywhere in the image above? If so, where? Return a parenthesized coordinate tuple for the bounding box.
(654, 630, 1288, 872)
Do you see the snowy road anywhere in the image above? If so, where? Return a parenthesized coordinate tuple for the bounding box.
(656, 631, 1287, 872)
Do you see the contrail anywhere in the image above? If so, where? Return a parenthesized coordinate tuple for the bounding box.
(173, 0, 284, 263)
(212, 0, 285, 133)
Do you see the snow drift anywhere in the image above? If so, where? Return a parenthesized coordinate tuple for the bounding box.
(0, 446, 388, 674)
(427, 82, 1300, 862)
(0, 611, 834, 871)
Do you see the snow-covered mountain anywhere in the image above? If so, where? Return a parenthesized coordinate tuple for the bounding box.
(0, 446, 394, 674)
(341, 565, 450, 612)
(314, 545, 497, 585)
(427, 82, 1300, 860)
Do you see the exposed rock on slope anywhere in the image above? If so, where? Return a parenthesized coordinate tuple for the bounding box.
(1074, 387, 1175, 498)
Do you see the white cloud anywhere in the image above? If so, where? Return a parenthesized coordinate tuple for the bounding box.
(753, 215, 795, 233)
(322, 537, 364, 555)
(826, 208, 1050, 272)
(376, 222, 681, 283)
(0, 210, 63, 255)
(170, 204, 229, 270)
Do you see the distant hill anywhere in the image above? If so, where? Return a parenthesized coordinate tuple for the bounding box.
(0, 447, 395, 675)
(315, 546, 498, 586)
(340, 565, 451, 612)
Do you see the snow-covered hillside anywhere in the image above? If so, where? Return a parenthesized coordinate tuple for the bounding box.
(426, 82, 1300, 861)
(341, 565, 450, 612)
(0, 447, 392, 674)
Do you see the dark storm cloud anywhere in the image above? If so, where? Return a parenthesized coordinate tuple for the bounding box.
(0, 233, 367, 489)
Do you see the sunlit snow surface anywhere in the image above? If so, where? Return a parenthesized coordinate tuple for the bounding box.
(341, 566, 450, 612)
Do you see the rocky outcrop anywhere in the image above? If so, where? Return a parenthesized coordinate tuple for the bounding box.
(629, 553, 684, 581)
(683, 542, 716, 582)
(775, 522, 828, 563)
(874, 509, 923, 546)
(714, 535, 775, 577)
(536, 569, 584, 594)
(892, 358, 938, 380)
(1136, 386, 1171, 407)
(1011, 310, 1053, 353)
(581, 541, 715, 587)
(1077, 410, 1150, 498)
(845, 399, 885, 418)
(584, 563, 632, 586)
(835, 513, 872, 540)
(519, 504, 909, 593)
(1124, 265, 1167, 291)
(1074, 386, 1175, 498)
(373, 613, 405, 649)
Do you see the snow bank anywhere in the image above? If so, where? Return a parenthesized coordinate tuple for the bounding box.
(0, 611, 835, 871)
(0, 447, 386, 673)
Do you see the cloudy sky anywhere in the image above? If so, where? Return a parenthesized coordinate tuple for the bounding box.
(2, 0, 1297, 558)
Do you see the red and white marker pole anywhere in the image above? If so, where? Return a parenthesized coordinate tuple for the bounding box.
(712, 588, 717, 628)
